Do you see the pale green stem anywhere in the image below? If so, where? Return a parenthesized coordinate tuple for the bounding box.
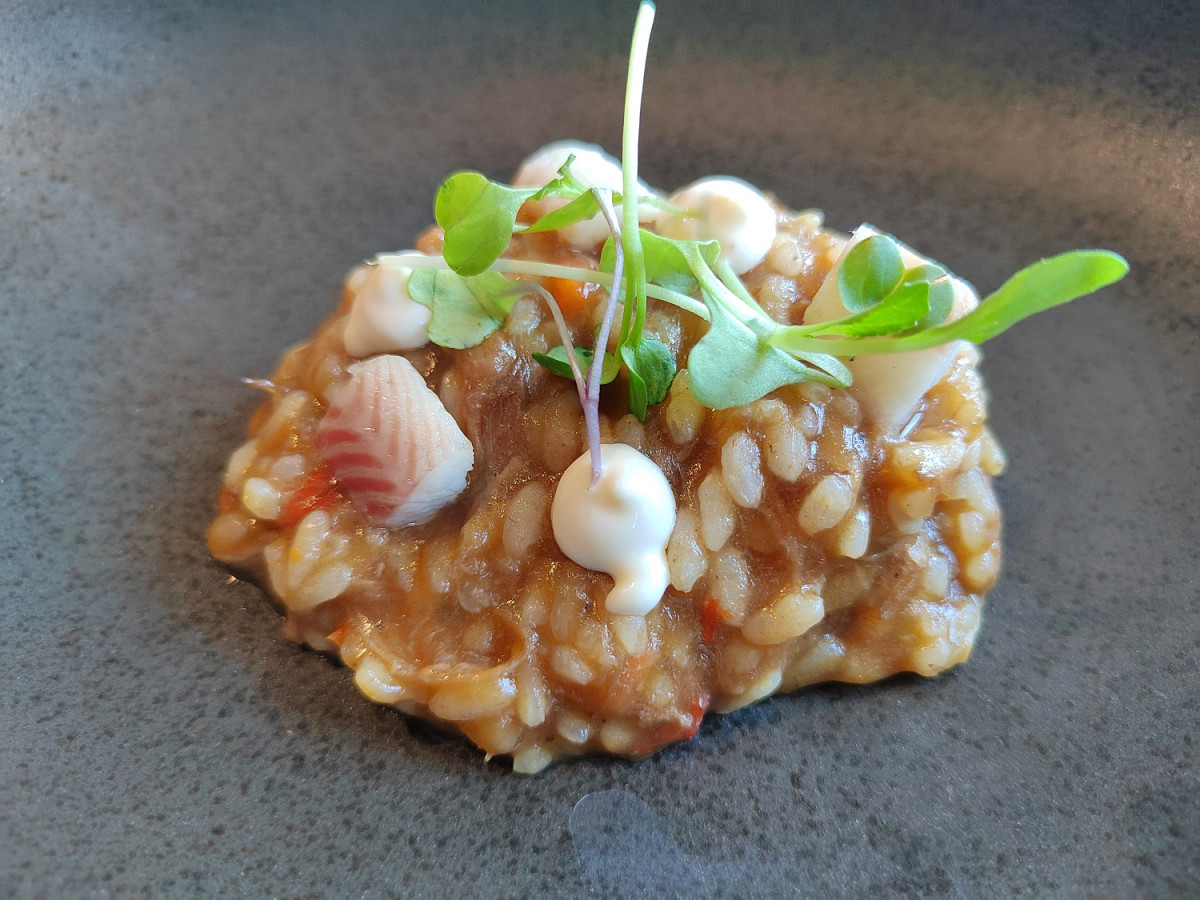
(588, 190, 626, 483)
(376, 253, 708, 319)
(682, 243, 772, 334)
(620, 1, 655, 344)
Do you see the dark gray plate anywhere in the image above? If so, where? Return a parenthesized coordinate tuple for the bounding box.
(3, 1, 1196, 896)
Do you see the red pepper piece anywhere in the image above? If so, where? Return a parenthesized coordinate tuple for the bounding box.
(680, 694, 711, 741)
(278, 463, 341, 528)
(700, 597, 731, 643)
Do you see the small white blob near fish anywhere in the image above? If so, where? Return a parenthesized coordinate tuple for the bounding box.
(342, 258, 432, 357)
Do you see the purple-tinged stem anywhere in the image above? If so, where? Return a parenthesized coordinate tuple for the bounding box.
(531, 285, 588, 407)
(590, 191, 626, 485)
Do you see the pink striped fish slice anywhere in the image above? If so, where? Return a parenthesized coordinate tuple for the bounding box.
(315, 355, 474, 527)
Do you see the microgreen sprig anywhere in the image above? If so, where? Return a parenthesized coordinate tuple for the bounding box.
(381, 0, 1128, 466)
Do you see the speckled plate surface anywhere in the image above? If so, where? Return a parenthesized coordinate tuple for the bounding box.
(3, 1, 1197, 896)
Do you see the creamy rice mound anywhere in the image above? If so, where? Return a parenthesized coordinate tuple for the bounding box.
(208, 203, 1006, 773)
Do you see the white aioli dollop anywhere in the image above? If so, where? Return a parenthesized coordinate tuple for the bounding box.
(805, 225, 980, 432)
(550, 443, 677, 617)
(342, 254, 432, 357)
(660, 176, 777, 275)
(513, 140, 663, 249)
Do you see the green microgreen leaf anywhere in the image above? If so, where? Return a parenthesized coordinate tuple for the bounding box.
(931, 249, 1129, 344)
(838, 235, 905, 312)
(600, 231, 718, 297)
(407, 269, 523, 349)
(645, 231, 720, 295)
(804, 280, 932, 338)
(534, 345, 620, 384)
(687, 287, 845, 409)
(529, 154, 588, 200)
(621, 336, 676, 420)
(435, 171, 535, 276)
(522, 190, 602, 234)
(784, 347, 853, 386)
(903, 264, 954, 327)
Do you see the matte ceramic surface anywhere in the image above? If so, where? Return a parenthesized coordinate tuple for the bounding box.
(2, 1, 1196, 896)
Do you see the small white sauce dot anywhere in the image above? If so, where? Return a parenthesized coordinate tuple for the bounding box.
(661, 177, 777, 274)
(550, 444, 676, 616)
(343, 255, 432, 357)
